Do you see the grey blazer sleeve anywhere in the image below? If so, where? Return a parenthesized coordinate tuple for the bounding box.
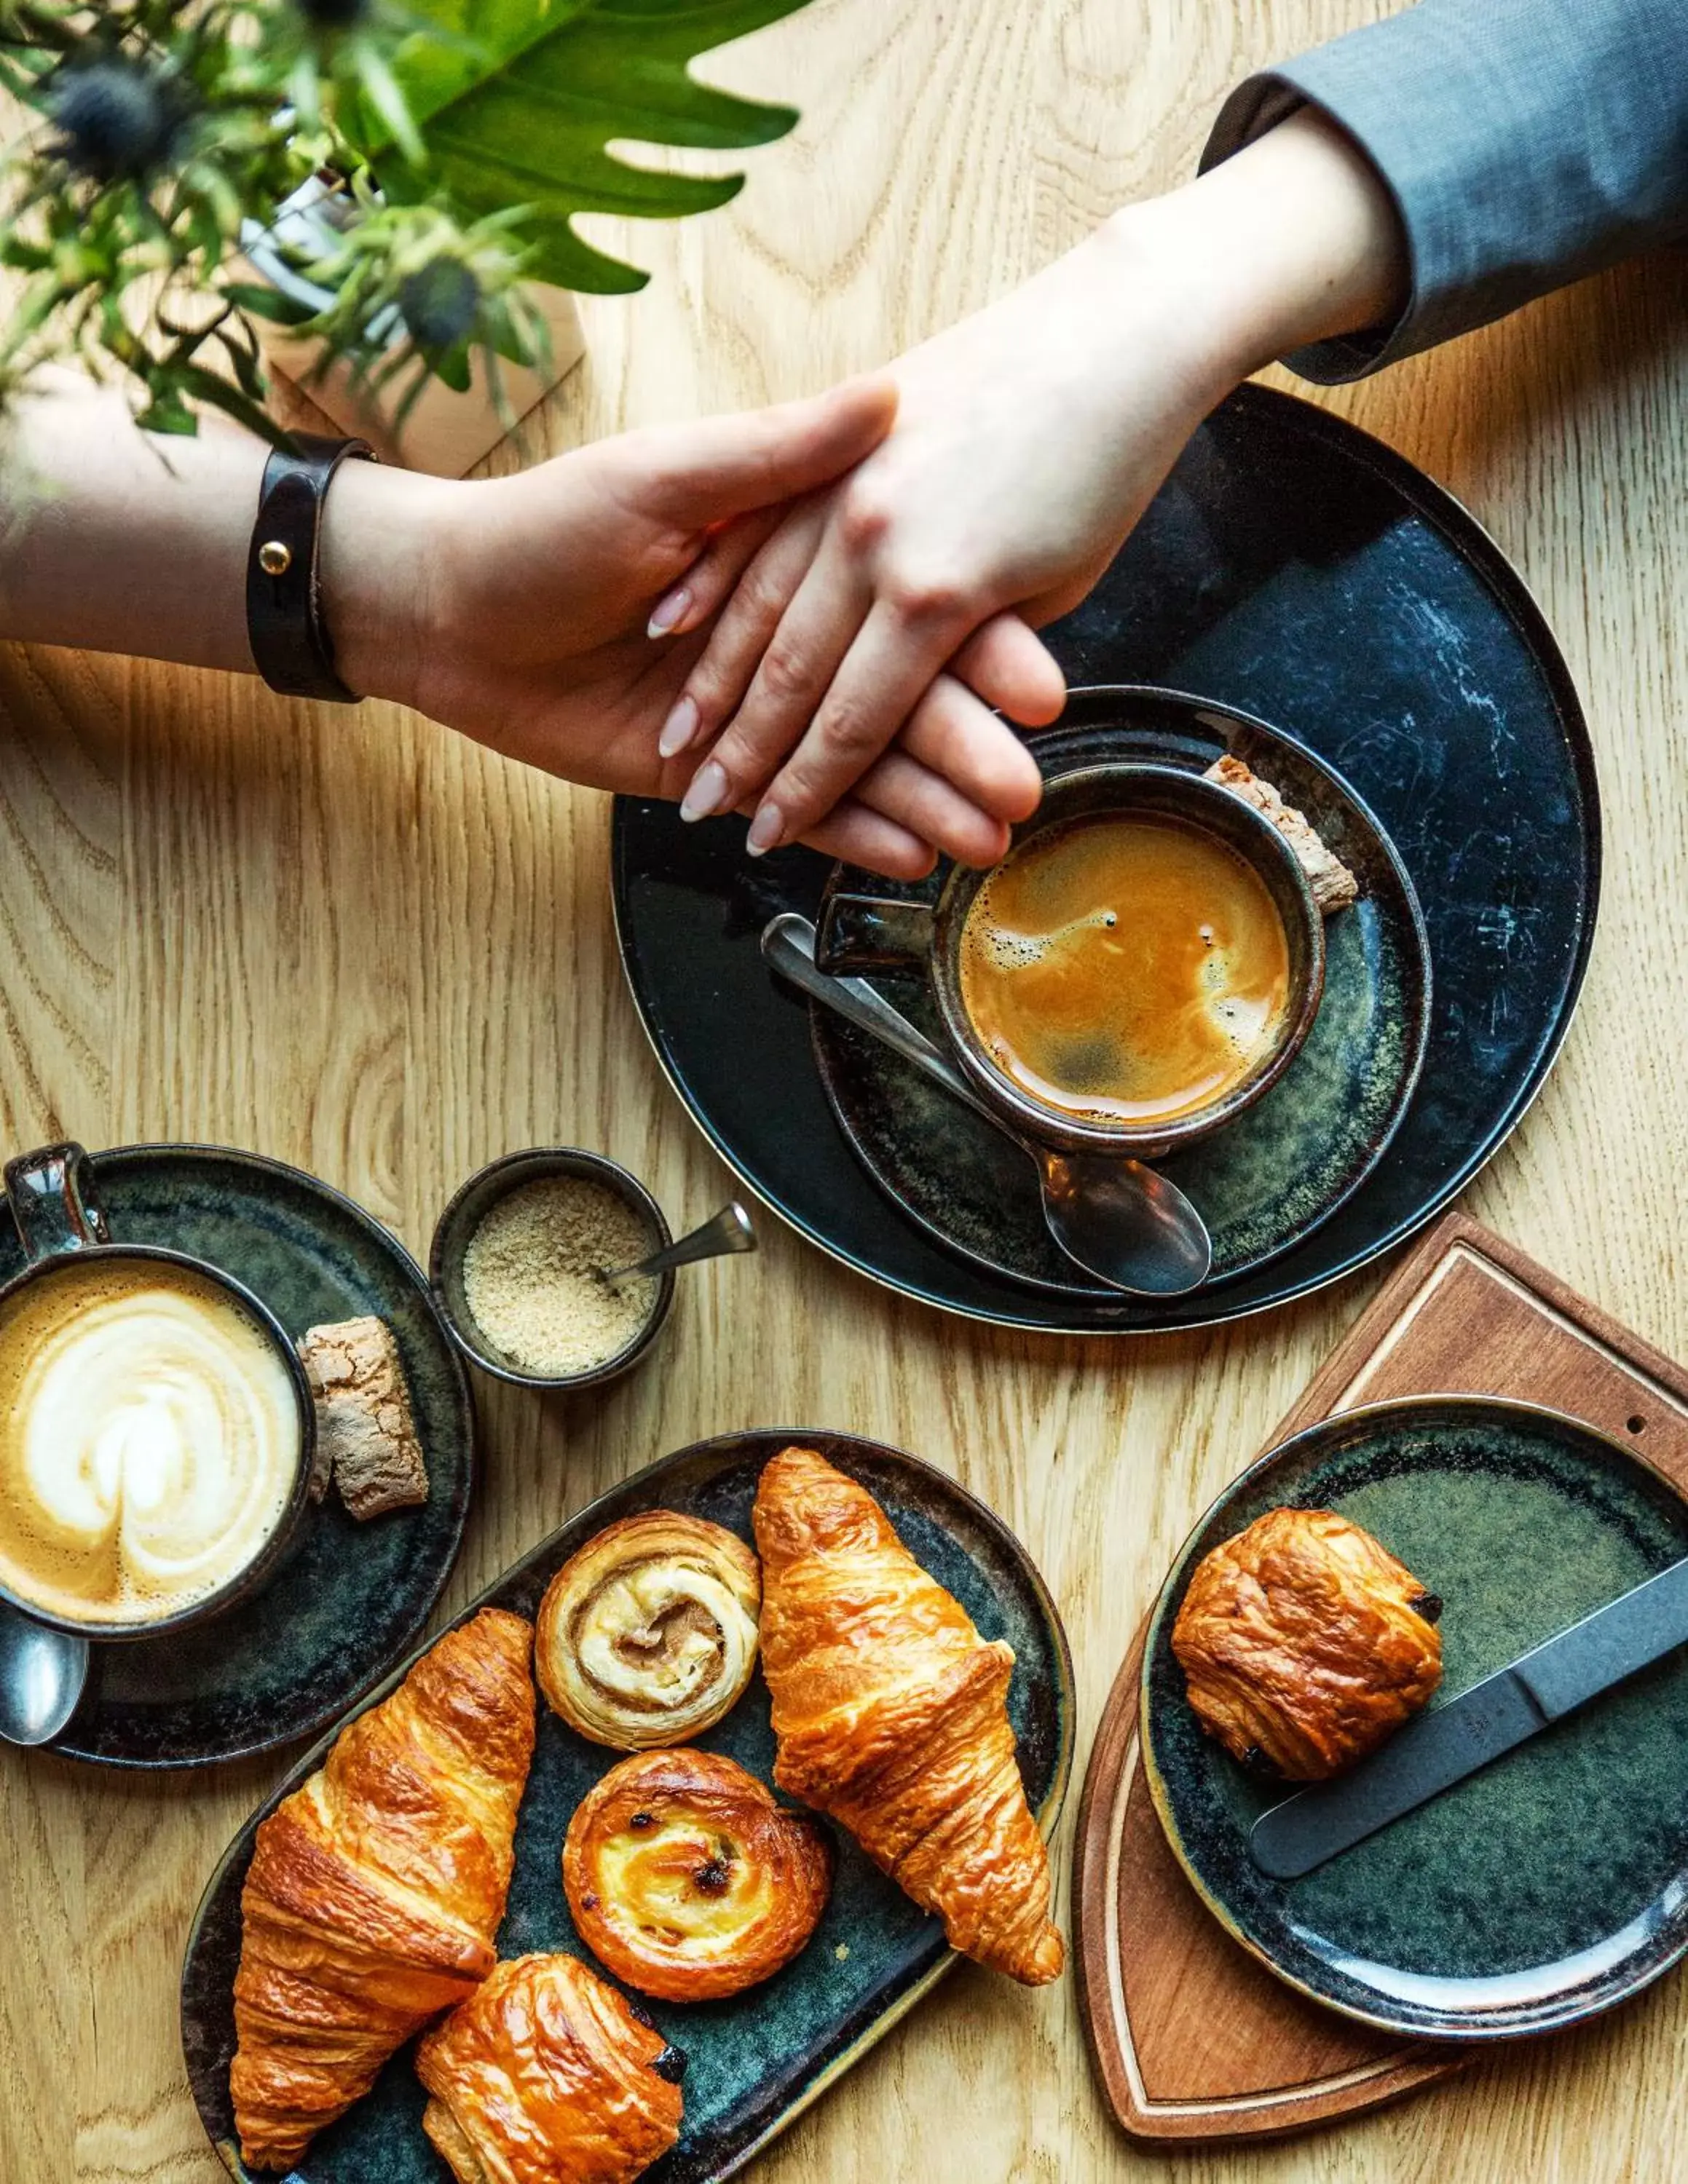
(1201, 0, 1688, 382)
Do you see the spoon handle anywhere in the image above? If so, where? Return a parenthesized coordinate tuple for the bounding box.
(760, 915, 999, 1128)
(607, 1200, 757, 1283)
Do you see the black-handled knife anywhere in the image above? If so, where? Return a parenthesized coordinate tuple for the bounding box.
(1249, 1554, 1688, 1880)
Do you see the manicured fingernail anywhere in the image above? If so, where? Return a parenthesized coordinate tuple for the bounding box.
(745, 802, 786, 858)
(679, 758, 730, 823)
(647, 586, 691, 639)
(658, 694, 701, 760)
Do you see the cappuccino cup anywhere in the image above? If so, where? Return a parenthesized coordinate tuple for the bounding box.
(0, 1143, 315, 1641)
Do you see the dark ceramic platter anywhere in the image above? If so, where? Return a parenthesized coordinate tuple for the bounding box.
(181, 1429, 1073, 2184)
(611, 384, 1599, 1332)
(814, 699, 1429, 1297)
(1142, 1398, 1688, 2039)
(0, 1144, 474, 1768)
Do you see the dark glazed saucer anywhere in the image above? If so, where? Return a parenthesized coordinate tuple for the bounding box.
(181, 1428, 1072, 2184)
(813, 697, 1429, 1297)
(0, 1144, 474, 1767)
(611, 383, 1600, 1334)
(1142, 1398, 1688, 2039)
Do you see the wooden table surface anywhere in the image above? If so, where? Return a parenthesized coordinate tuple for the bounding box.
(3, 3, 1686, 2179)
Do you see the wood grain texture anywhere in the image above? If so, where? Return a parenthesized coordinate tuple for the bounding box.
(1, 1, 1685, 2179)
(1073, 1211, 1688, 2145)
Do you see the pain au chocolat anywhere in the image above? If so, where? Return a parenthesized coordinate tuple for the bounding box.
(1172, 1506, 1442, 1781)
(416, 1952, 683, 2184)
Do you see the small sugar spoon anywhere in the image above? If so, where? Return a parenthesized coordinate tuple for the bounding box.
(761, 913, 1212, 1297)
(602, 1200, 757, 1283)
(0, 1600, 89, 1747)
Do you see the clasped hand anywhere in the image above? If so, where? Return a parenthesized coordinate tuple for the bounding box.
(374, 210, 1247, 877)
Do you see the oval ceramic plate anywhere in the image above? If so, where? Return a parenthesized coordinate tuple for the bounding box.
(180, 1428, 1073, 2184)
(1142, 1397, 1688, 2039)
(813, 697, 1429, 1296)
(611, 383, 1599, 1333)
(0, 1143, 476, 1768)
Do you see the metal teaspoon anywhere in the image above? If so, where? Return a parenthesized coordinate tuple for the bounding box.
(760, 913, 1213, 1297)
(0, 1600, 89, 1747)
(601, 1200, 757, 1283)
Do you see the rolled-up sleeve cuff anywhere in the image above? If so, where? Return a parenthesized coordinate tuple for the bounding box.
(1201, 0, 1688, 384)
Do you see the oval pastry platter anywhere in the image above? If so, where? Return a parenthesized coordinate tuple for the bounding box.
(1142, 1396, 1688, 2040)
(180, 1429, 1073, 2184)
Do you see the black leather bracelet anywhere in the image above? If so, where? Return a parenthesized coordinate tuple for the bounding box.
(245, 432, 376, 703)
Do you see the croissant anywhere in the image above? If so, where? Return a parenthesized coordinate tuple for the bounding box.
(564, 1747, 833, 2000)
(752, 1446, 1063, 1985)
(1172, 1506, 1443, 1779)
(229, 1607, 537, 2170)
(415, 1952, 684, 2184)
(536, 1511, 760, 1749)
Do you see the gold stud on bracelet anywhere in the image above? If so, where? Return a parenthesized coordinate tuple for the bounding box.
(257, 539, 292, 577)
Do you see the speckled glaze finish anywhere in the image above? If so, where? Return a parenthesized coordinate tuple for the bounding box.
(0, 1144, 475, 1768)
(814, 700, 1428, 1297)
(1142, 1397, 1688, 2040)
(180, 1429, 1073, 2184)
(610, 384, 1599, 1334)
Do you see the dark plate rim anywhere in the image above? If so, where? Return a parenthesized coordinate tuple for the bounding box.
(610, 383, 1601, 1336)
(43, 1139, 476, 1771)
(811, 693, 1434, 1302)
(1138, 1393, 1688, 2041)
(180, 1425, 1076, 2183)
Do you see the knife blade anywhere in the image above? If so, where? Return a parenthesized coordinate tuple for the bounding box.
(1248, 1554, 1688, 1880)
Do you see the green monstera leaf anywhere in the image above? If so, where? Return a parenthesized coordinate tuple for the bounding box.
(354, 0, 816, 294)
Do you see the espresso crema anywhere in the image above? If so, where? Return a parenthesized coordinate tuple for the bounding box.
(0, 1259, 301, 1626)
(958, 812, 1291, 1128)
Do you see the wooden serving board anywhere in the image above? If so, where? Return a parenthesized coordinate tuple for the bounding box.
(1073, 1211, 1688, 2145)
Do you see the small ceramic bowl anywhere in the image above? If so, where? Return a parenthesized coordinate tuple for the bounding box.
(429, 1148, 675, 1392)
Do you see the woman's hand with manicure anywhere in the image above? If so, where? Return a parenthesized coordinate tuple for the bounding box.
(344, 379, 979, 871)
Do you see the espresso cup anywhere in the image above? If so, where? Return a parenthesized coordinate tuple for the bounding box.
(816, 761, 1325, 1160)
(0, 1142, 317, 1642)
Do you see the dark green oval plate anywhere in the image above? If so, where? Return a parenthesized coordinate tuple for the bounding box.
(814, 697, 1430, 1297)
(180, 1429, 1073, 2183)
(1143, 1396, 1688, 2039)
(0, 1143, 474, 1769)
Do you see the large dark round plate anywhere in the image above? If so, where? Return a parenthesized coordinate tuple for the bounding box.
(1141, 1398, 1688, 2039)
(611, 384, 1599, 1332)
(813, 697, 1429, 1297)
(0, 1144, 475, 1768)
(181, 1428, 1073, 2184)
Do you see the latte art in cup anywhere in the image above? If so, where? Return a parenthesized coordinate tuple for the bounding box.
(0, 1259, 301, 1626)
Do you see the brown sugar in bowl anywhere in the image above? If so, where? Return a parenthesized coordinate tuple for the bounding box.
(430, 1149, 675, 1390)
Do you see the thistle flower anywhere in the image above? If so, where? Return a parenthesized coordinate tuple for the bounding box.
(50, 56, 188, 183)
(398, 256, 480, 352)
(293, 0, 371, 23)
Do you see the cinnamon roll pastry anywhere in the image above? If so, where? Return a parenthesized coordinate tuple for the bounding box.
(564, 1749, 832, 2001)
(415, 1952, 684, 2184)
(536, 1511, 760, 1749)
(1172, 1506, 1443, 1780)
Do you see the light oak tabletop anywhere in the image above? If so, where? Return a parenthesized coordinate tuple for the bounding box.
(2, 3, 1685, 2180)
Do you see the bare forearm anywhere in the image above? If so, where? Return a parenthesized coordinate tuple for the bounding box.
(0, 372, 449, 693)
(0, 374, 266, 671)
(1095, 110, 1409, 411)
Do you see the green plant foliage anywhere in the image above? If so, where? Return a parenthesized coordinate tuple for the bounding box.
(353, 0, 815, 293)
(0, 0, 816, 437)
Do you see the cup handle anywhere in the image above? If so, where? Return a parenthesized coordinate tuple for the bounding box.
(815, 895, 936, 976)
(4, 1142, 110, 1262)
